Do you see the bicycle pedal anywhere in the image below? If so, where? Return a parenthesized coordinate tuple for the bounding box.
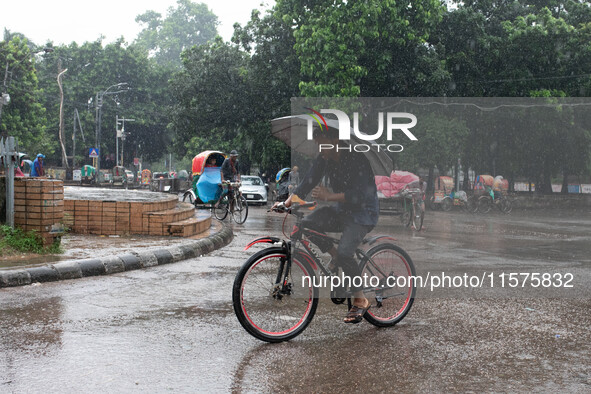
(330, 297, 346, 305)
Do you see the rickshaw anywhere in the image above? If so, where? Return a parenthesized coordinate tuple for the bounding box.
(141, 169, 152, 187)
(274, 167, 291, 202)
(375, 171, 424, 231)
(475, 175, 511, 213)
(429, 176, 475, 212)
(112, 165, 126, 185)
(182, 151, 248, 224)
(81, 165, 96, 184)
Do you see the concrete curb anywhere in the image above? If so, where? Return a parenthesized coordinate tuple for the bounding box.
(0, 223, 233, 288)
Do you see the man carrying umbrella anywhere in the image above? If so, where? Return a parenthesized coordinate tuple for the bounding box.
(273, 127, 379, 324)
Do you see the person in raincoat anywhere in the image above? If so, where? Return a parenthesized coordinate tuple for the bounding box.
(31, 154, 45, 177)
(273, 128, 379, 324)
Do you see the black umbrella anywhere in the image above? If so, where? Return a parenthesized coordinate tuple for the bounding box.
(270, 115, 393, 176)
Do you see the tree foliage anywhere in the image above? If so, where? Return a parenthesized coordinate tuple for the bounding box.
(0, 35, 53, 155)
(2, 1, 591, 191)
(134, 0, 218, 67)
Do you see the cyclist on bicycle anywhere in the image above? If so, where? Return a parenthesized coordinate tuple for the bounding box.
(273, 129, 379, 324)
(221, 150, 241, 209)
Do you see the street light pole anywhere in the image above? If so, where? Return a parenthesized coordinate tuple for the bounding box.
(93, 82, 128, 182)
(57, 63, 68, 168)
(116, 116, 135, 167)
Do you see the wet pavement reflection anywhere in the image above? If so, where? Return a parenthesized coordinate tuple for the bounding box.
(0, 207, 589, 392)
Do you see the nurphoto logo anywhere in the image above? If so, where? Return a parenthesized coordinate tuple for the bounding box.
(305, 108, 418, 153)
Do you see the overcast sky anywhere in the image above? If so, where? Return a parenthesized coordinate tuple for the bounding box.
(1, 0, 272, 46)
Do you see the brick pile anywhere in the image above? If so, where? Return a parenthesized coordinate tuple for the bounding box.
(13, 179, 65, 246)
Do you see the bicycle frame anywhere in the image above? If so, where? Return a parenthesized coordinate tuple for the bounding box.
(244, 208, 398, 300)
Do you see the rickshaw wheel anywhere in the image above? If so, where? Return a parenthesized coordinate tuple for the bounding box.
(441, 197, 453, 212)
(182, 191, 195, 205)
(500, 198, 512, 214)
(478, 196, 492, 213)
(412, 201, 424, 231)
(428, 196, 438, 211)
(401, 209, 412, 227)
(214, 196, 229, 220)
(467, 196, 479, 213)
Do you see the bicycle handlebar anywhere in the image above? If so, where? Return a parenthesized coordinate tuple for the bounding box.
(268, 201, 317, 214)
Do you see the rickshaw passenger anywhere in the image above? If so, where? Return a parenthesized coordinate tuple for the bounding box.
(205, 156, 217, 167)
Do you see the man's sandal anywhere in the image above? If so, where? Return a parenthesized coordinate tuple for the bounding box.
(344, 301, 371, 324)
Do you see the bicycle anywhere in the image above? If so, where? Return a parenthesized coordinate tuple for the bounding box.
(182, 181, 249, 224)
(232, 201, 416, 343)
(400, 188, 424, 231)
(214, 181, 249, 224)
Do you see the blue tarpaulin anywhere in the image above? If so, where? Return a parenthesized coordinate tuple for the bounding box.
(197, 167, 222, 203)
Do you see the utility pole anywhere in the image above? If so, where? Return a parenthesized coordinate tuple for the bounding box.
(72, 108, 85, 168)
(57, 59, 68, 168)
(116, 116, 135, 167)
(93, 83, 128, 182)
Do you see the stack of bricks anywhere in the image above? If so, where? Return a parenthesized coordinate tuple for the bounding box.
(13, 179, 65, 246)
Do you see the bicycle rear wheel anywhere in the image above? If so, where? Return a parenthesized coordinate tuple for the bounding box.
(232, 195, 249, 224)
(232, 247, 318, 343)
(359, 243, 416, 327)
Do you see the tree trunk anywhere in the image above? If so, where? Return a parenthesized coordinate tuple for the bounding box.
(427, 166, 435, 194)
(463, 168, 470, 192)
(561, 170, 569, 194)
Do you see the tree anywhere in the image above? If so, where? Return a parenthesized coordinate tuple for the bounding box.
(0, 35, 53, 155)
(36, 39, 172, 168)
(232, 9, 300, 172)
(135, 0, 218, 67)
(276, 0, 447, 97)
(169, 37, 251, 159)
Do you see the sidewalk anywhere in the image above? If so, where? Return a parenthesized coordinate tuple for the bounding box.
(0, 219, 233, 288)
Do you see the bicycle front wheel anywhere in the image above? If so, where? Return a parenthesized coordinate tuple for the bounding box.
(232, 247, 318, 343)
(232, 195, 249, 224)
(360, 243, 416, 327)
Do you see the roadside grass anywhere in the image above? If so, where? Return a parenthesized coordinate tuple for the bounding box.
(0, 225, 63, 256)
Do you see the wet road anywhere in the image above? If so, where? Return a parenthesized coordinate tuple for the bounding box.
(1, 207, 590, 392)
